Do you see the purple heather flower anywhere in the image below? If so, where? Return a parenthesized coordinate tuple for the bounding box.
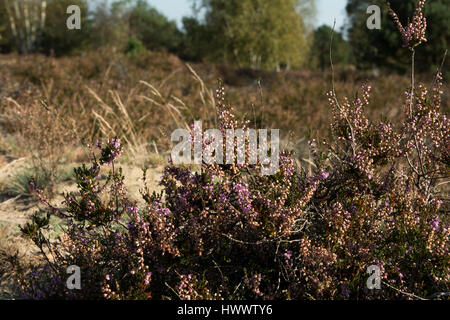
(283, 251, 292, 260)
(431, 217, 440, 231)
(341, 285, 350, 298)
(156, 208, 171, 216)
(126, 205, 139, 215)
(97, 138, 123, 165)
(320, 170, 329, 180)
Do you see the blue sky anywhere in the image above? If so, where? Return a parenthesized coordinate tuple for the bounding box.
(149, 0, 348, 30)
(316, 0, 348, 30)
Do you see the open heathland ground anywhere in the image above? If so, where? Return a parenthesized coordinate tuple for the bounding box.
(0, 51, 448, 299)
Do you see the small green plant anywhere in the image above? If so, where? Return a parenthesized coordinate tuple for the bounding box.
(125, 37, 146, 58)
(6, 164, 76, 198)
(6, 167, 52, 197)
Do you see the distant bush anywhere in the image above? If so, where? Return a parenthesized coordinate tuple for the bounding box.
(125, 37, 146, 57)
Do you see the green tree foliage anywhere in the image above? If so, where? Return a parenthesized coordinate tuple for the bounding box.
(346, 0, 450, 74)
(194, 0, 315, 70)
(0, 3, 12, 52)
(128, 0, 182, 53)
(40, 0, 91, 56)
(310, 25, 350, 70)
(179, 16, 208, 61)
(89, 0, 182, 54)
(0, 0, 90, 55)
(89, 0, 132, 51)
(0, 0, 184, 56)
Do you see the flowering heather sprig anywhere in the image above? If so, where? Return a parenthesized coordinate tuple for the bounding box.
(388, 0, 427, 49)
(96, 138, 123, 165)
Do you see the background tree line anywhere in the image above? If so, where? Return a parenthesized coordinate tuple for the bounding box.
(0, 0, 448, 74)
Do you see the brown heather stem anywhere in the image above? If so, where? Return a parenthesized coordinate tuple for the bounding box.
(36, 238, 58, 274)
(409, 49, 426, 179)
(382, 280, 427, 300)
(329, 19, 356, 157)
(410, 49, 415, 118)
(112, 161, 119, 216)
(428, 49, 447, 95)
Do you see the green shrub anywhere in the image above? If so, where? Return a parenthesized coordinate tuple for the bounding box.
(125, 37, 146, 57)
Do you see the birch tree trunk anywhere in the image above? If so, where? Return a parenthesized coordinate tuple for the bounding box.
(3, 0, 47, 54)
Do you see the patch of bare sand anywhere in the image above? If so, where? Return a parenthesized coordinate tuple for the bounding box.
(0, 158, 164, 227)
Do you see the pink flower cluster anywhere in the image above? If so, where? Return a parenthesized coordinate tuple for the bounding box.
(388, 0, 427, 49)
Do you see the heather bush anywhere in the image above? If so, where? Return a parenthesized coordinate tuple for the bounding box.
(8, 0, 449, 300)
